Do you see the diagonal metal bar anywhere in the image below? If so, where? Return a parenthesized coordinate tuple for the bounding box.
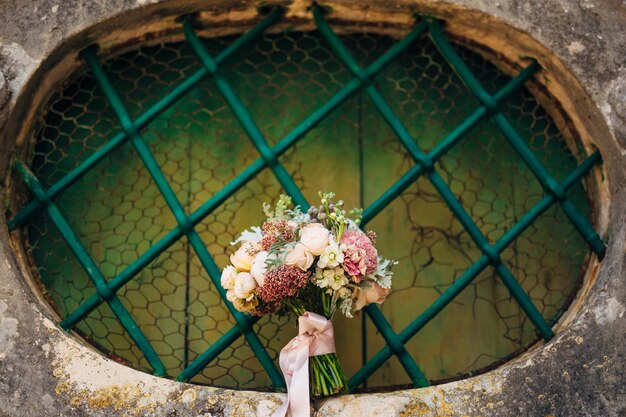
(59, 19, 430, 334)
(184, 17, 308, 208)
(364, 305, 429, 387)
(308, 5, 430, 387)
(427, 171, 554, 339)
(13, 161, 166, 376)
(428, 19, 605, 258)
(177, 315, 260, 382)
(349, 151, 601, 389)
(83, 47, 286, 388)
(178, 21, 433, 381)
(314, 6, 553, 344)
(59, 158, 264, 330)
(7, 7, 284, 232)
(361, 61, 541, 225)
(356, 61, 540, 383)
(314, 6, 556, 389)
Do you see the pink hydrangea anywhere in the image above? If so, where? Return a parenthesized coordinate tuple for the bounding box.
(340, 230, 378, 279)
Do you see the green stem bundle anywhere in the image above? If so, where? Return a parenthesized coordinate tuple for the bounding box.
(309, 353, 347, 397)
(288, 287, 348, 398)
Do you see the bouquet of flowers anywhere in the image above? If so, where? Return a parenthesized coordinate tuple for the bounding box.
(220, 192, 396, 409)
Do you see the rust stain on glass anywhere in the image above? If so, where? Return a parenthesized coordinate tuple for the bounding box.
(9, 6, 603, 391)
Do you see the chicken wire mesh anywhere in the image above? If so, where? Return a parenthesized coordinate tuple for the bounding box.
(19, 26, 594, 390)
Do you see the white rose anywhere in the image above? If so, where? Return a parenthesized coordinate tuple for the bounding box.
(230, 242, 256, 272)
(250, 251, 272, 286)
(226, 288, 237, 302)
(220, 265, 238, 290)
(234, 272, 257, 300)
(284, 243, 314, 271)
(300, 223, 330, 256)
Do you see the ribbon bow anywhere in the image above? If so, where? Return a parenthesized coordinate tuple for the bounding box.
(272, 312, 336, 417)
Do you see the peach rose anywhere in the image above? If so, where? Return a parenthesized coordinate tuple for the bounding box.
(220, 265, 237, 290)
(233, 297, 258, 314)
(353, 287, 367, 312)
(230, 242, 256, 272)
(299, 223, 330, 256)
(365, 282, 389, 304)
(284, 243, 315, 271)
(354, 282, 389, 311)
(234, 272, 257, 300)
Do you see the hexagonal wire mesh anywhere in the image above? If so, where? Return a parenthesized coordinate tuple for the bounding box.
(15, 15, 598, 391)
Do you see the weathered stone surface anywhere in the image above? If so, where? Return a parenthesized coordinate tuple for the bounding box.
(0, 71, 7, 107)
(607, 76, 626, 149)
(0, 1, 624, 416)
(0, 71, 8, 129)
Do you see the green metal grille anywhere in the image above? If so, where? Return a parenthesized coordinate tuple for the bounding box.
(8, 6, 604, 390)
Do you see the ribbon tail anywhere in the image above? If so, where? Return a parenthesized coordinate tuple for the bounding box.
(273, 392, 290, 417)
(273, 338, 311, 417)
(273, 313, 337, 417)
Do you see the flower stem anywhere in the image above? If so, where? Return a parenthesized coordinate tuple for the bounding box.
(286, 304, 348, 398)
(310, 353, 347, 397)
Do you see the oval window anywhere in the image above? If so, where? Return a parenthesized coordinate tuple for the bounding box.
(9, 8, 603, 391)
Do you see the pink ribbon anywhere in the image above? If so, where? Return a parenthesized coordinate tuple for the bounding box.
(272, 312, 336, 417)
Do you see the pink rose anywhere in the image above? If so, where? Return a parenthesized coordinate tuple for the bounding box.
(300, 223, 330, 256)
(284, 243, 315, 271)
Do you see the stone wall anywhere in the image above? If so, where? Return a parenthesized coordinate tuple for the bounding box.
(0, 1, 624, 416)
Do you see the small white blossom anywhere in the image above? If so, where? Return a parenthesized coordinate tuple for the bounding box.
(314, 267, 348, 291)
(317, 239, 344, 269)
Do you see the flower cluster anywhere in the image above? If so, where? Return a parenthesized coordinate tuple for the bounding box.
(220, 192, 396, 318)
